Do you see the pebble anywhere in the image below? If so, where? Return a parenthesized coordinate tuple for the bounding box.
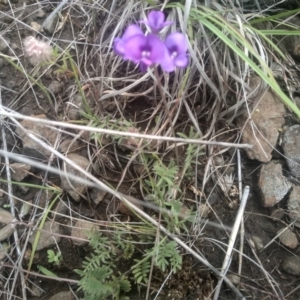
(277, 228, 298, 249)
(16, 114, 59, 160)
(258, 161, 291, 207)
(236, 76, 285, 162)
(288, 186, 300, 228)
(282, 125, 300, 177)
(28, 221, 61, 251)
(0, 37, 10, 52)
(282, 256, 300, 276)
(71, 219, 98, 246)
(90, 188, 107, 205)
(61, 153, 91, 202)
(48, 80, 63, 94)
(10, 163, 31, 181)
(48, 291, 75, 300)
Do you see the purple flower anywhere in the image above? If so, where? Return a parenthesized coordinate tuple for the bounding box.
(160, 33, 189, 72)
(140, 11, 172, 34)
(114, 26, 166, 72)
(113, 25, 144, 57)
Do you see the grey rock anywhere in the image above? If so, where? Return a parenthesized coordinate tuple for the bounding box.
(48, 291, 75, 300)
(0, 224, 15, 241)
(30, 283, 43, 297)
(250, 235, 264, 251)
(10, 163, 31, 181)
(288, 186, 300, 228)
(51, 200, 69, 219)
(28, 221, 61, 251)
(35, 9, 46, 19)
(58, 138, 80, 154)
(282, 256, 300, 276)
(71, 219, 98, 246)
(49, 291, 76, 300)
(16, 114, 59, 159)
(277, 228, 298, 249)
(0, 37, 10, 53)
(258, 161, 291, 207)
(66, 94, 84, 120)
(0, 243, 8, 261)
(61, 153, 91, 202)
(90, 188, 106, 205)
(237, 76, 285, 162)
(48, 80, 63, 94)
(282, 125, 300, 177)
(0, 58, 4, 68)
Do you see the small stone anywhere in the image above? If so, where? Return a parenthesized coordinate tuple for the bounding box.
(10, 163, 31, 181)
(66, 94, 84, 120)
(237, 76, 285, 162)
(30, 21, 43, 32)
(0, 37, 10, 53)
(282, 125, 300, 177)
(48, 291, 75, 300)
(61, 153, 91, 202)
(277, 228, 298, 249)
(0, 243, 8, 261)
(48, 80, 63, 94)
(28, 221, 61, 251)
(288, 186, 300, 228)
(282, 256, 300, 276)
(71, 219, 98, 246)
(258, 161, 291, 207)
(16, 114, 59, 159)
(227, 274, 240, 285)
(0, 58, 4, 68)
(198, 203, 210, 218)
(118, 194, 144, 217)
(36, 9, 46, 19)
(51, 200, 68, 219)
(250, 235, 264, 251)
(30, 283, 43, 297)
(90, 188, 106, 205)
(58, 138, 80, 153)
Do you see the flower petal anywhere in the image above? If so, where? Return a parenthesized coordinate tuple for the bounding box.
(160, 49, 176, 72)
(113, 38, 126, 56)
(175, 54, 189, 67)
(122, 25, 144, 41)
(124, 35, 147, 62)
(147, 11, 165, 30)
(146, 34, 165, 63)
(165, 33, 188, 54)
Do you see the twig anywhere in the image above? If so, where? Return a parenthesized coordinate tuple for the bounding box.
(0, 88, 27, 300)
(213, 186, 249, 300)
(0, 108, 253, 149)
(237, 149, 245, 284)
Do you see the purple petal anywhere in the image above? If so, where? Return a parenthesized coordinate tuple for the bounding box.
(165, 33, 188, 54)
(123, 35, 147, 63)
(146, 34, 165, 63)
(113, 38, 126, 56)
(122, 25, 144, 41)
(147, 11, 165, 30)
(174, 54, 188, 67)
(160, 49, 176, 72)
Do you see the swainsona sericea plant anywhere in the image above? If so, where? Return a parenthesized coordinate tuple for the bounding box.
(114, 10, 188, 72)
